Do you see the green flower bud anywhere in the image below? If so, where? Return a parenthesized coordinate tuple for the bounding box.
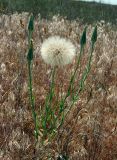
(27, 40, 33, 61)
(91, 26, 97, 44)
(80, 26, 87, 46)
(28, 14, 34, 31)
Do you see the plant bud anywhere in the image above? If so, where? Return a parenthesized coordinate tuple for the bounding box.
(80, 26, 87, 46)
(27, 40, 33, 61)
(91, 26, 97, 44)
(28, 14, 34, 31)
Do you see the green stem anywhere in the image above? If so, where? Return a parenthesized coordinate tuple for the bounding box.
(64, 43, 95, 119)
(55, 46, 84, 128)
(59, 46, 84, 113)
(79, 43, 94, 92)
(28, 60, 38, 141)
(49, 67, 56, 104)
(43, 67, 56, 135)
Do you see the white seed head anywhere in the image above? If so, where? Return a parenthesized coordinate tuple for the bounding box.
(40, 36, 76, 66)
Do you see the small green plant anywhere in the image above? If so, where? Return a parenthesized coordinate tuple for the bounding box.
(27, 14, 38, 143)
(57, 26, 87, 124)
(27, 14, 97, 145)
(62, 25, 97, 121)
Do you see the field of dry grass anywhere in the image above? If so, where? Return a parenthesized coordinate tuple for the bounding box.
(0, 12, 117, 160)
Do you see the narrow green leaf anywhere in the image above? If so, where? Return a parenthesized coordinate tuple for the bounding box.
(59, 99, 64, 113)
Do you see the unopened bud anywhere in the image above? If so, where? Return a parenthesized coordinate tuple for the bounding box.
(80, 26, 87, 46)
(28, 14, 34, 31)
(91, 26, 97, 44)
(27, 40, 33, 61)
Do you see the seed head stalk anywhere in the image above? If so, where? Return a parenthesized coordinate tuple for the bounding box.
(42, 67, 56, 138)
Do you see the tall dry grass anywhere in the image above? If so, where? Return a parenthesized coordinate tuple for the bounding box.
(0, 13, 117, 160)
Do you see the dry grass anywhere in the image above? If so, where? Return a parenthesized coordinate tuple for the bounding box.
(0, 12, 117, 160)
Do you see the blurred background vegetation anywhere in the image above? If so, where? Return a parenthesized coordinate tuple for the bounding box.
(0, 0, 117, 24)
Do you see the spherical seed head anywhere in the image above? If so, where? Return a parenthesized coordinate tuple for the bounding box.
(40, 36, 76, 66)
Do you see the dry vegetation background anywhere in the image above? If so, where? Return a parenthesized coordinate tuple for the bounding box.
(0, 12, 117, 160)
